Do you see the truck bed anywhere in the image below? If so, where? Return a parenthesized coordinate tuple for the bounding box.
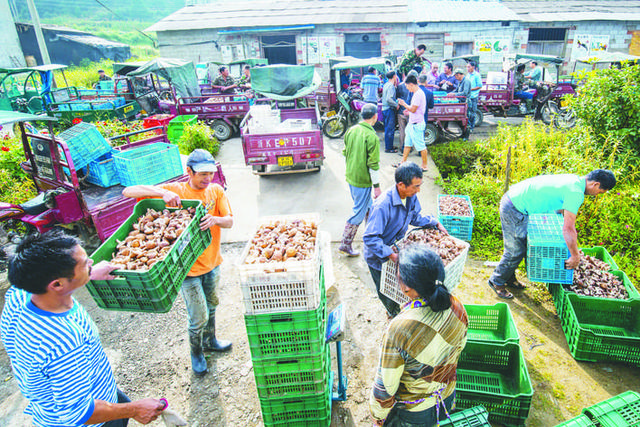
(241, 108, 323, 168)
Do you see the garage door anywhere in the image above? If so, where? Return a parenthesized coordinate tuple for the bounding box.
(344, 33, 381, 59)
(415, 33, 444, 63)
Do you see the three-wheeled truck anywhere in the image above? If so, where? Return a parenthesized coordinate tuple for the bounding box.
(0, 64, 69, 114)
(240, 65, 324, 175)
(447, 54, 568, 126)
(0, 111, 225, 252)
(130, 58, 251, 141)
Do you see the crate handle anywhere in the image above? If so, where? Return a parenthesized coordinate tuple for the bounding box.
(271, 316, 294, 323)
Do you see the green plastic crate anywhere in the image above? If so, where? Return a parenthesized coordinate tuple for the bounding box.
(440, 405, 491, 427)
(437, 195, 474, 242)
(259, 384, 331, 427)
(561, 294, 640, 365)
(253, 345, 330, 400)
(583, 391, 640, 427)
(548, 246, 620, 316)
(465, 303, 520, 344)
(86, 199, 211, 313)
(456, 341, 533, 427)
(167, 114, 197, 144)
(582, 246, 619, 270)
(245, 298, 327, 360)
(554, 414, 597, 426)
(527, 214, 573, 284)
(549, 270, 640, 318)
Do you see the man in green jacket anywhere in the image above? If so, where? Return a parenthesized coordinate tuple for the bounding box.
(339, 103, 381, 256)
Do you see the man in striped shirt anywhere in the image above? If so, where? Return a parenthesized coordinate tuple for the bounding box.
(0, 231, 164, 427)
(360, 67, 382, 104)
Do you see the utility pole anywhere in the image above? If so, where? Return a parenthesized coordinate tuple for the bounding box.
(26, 0, 51, 64)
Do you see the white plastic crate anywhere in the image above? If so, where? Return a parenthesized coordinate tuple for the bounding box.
(239, 214, 322, 315)
(380, 234, 470, 305)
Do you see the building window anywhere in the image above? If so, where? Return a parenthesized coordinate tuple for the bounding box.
(453, 42, 473, 57)
(527, 28, 567, 57)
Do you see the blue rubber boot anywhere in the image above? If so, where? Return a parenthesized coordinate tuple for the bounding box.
(189, 333, 208, 377)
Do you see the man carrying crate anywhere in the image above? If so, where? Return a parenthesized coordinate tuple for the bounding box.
(363, 162, 448, 317)
(1, 231, 166, 426)
(123, 149, 233, 377)
(488, 169, 616, 299)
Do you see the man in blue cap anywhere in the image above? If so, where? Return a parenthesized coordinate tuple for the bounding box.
(123, 149, 234, 377)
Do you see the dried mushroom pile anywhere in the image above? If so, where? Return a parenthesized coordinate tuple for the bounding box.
(439, 196, 472, 216)
(110, 207, 196, 271)
(398, 228, 467, 265)
(244, 219, 317, 264)
(568, 252, 628, 299)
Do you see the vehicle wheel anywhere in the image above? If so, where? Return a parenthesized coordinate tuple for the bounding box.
(554, 108, 576, 130)
(322, 117, 348, 139)
(474, 109, 484, 127)
(424, 123, 441, 145)
(441, 121, 464, 140)
(159, 91, 173, 101)
(541, 101, 559, 125)
(252, 165, 266, 173)
(211, 120, 233, 141)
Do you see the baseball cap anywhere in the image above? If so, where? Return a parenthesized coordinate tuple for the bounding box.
(186, 149, 217, 173)
(453, 68, 465, 75)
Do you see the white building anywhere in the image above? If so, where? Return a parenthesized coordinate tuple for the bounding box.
(147, 0, 640, 77)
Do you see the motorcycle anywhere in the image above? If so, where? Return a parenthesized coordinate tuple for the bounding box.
(321, 90, 383, 139)
(480, 81, 560, 125)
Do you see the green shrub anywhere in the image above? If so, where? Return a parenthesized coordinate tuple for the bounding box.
(570, 64, 640, 158)
(429, 140, 492, 178)
(178, 123, 220, 157)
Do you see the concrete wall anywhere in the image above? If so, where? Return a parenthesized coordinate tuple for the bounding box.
(0, 0, 26, 67)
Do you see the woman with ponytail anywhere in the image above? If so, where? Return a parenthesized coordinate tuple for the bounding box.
(369, 245, 468, 427)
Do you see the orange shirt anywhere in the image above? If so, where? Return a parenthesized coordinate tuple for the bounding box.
(160, 182, 232, 276)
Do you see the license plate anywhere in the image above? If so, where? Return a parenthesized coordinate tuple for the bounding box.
(277, 156, 293, 167)
(560, 99, 568, 107)
(326, 110, 336, 117)
(124, 105, 134, 113)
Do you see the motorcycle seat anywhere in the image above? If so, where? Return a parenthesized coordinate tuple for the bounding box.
(20, 193, 49, 215)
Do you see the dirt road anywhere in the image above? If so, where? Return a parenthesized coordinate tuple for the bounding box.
(1, 242, 638, 427)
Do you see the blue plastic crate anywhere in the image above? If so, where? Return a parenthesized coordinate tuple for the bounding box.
(113, 143, 183, 186)
(70, 102, 92, 111)
(438, 195, 474, 241)
(527, 214, 573, 284)
(86, 150, 120, 187)
(58, 122, 112, 170)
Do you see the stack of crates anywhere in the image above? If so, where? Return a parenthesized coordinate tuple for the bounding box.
(544, 245, 640, 365)
(239, 216, 331, 427)
(456, 303, 533, 426)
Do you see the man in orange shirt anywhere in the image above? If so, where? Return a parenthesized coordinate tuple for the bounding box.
(123, 149, 233, 377)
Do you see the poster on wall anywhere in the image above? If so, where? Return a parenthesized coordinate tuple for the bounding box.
(590, 35, 609, 52)
(572, 34, 590, 60)
(299, 36, 319, 64)
(474, 37, 510, 63)
(572, 34, 609, 60)
(319, 37, 337, 62)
